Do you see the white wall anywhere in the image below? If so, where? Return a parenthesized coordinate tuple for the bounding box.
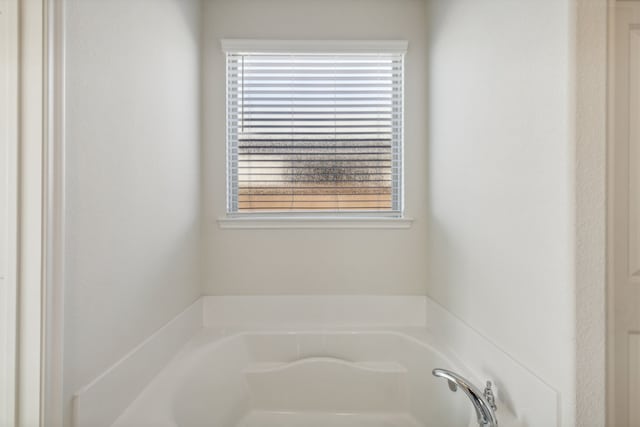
(425, 0, 575, 425)
(57, 0, 603, 425)
(202, 0, 429, 295)
(62, 0, 201, 425)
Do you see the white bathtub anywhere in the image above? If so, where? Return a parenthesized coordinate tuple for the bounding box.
(112, 329, 474, 427)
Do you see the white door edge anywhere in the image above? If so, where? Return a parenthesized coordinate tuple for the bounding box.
(42, 0, 66, 424)
(608, 2, 640, 426)
(0, 0, 20, 425)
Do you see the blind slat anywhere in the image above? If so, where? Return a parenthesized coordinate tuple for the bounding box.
(227, 51, 403, 213)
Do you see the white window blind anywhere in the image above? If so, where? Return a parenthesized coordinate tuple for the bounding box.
(225, 44, 404, 215)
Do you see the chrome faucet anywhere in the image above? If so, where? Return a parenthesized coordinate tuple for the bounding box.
(432, 368, 498, 427)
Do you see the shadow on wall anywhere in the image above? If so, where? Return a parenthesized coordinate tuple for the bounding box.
(167, 0, 201, 43)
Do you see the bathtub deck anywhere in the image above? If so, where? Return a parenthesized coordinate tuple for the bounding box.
(236, 411, 423, 427)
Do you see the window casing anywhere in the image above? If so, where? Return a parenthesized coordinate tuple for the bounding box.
(224, 40, 406, 217)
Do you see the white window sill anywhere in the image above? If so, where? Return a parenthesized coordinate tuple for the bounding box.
(217, 216, 414, 229)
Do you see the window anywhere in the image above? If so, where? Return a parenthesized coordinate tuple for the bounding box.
(223, 40, 406, 217)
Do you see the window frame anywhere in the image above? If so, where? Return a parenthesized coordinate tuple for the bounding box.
(220, 39, 411, 228)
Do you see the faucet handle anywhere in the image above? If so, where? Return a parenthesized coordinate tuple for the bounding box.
(484, 381, 497, 412)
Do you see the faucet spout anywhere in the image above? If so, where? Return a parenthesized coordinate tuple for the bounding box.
(432, 368, 498, 427)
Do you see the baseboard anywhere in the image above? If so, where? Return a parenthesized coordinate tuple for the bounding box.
(72, 298, 203, 427)
(202, 295, 427, 328)
(425, 297, 559, 427)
